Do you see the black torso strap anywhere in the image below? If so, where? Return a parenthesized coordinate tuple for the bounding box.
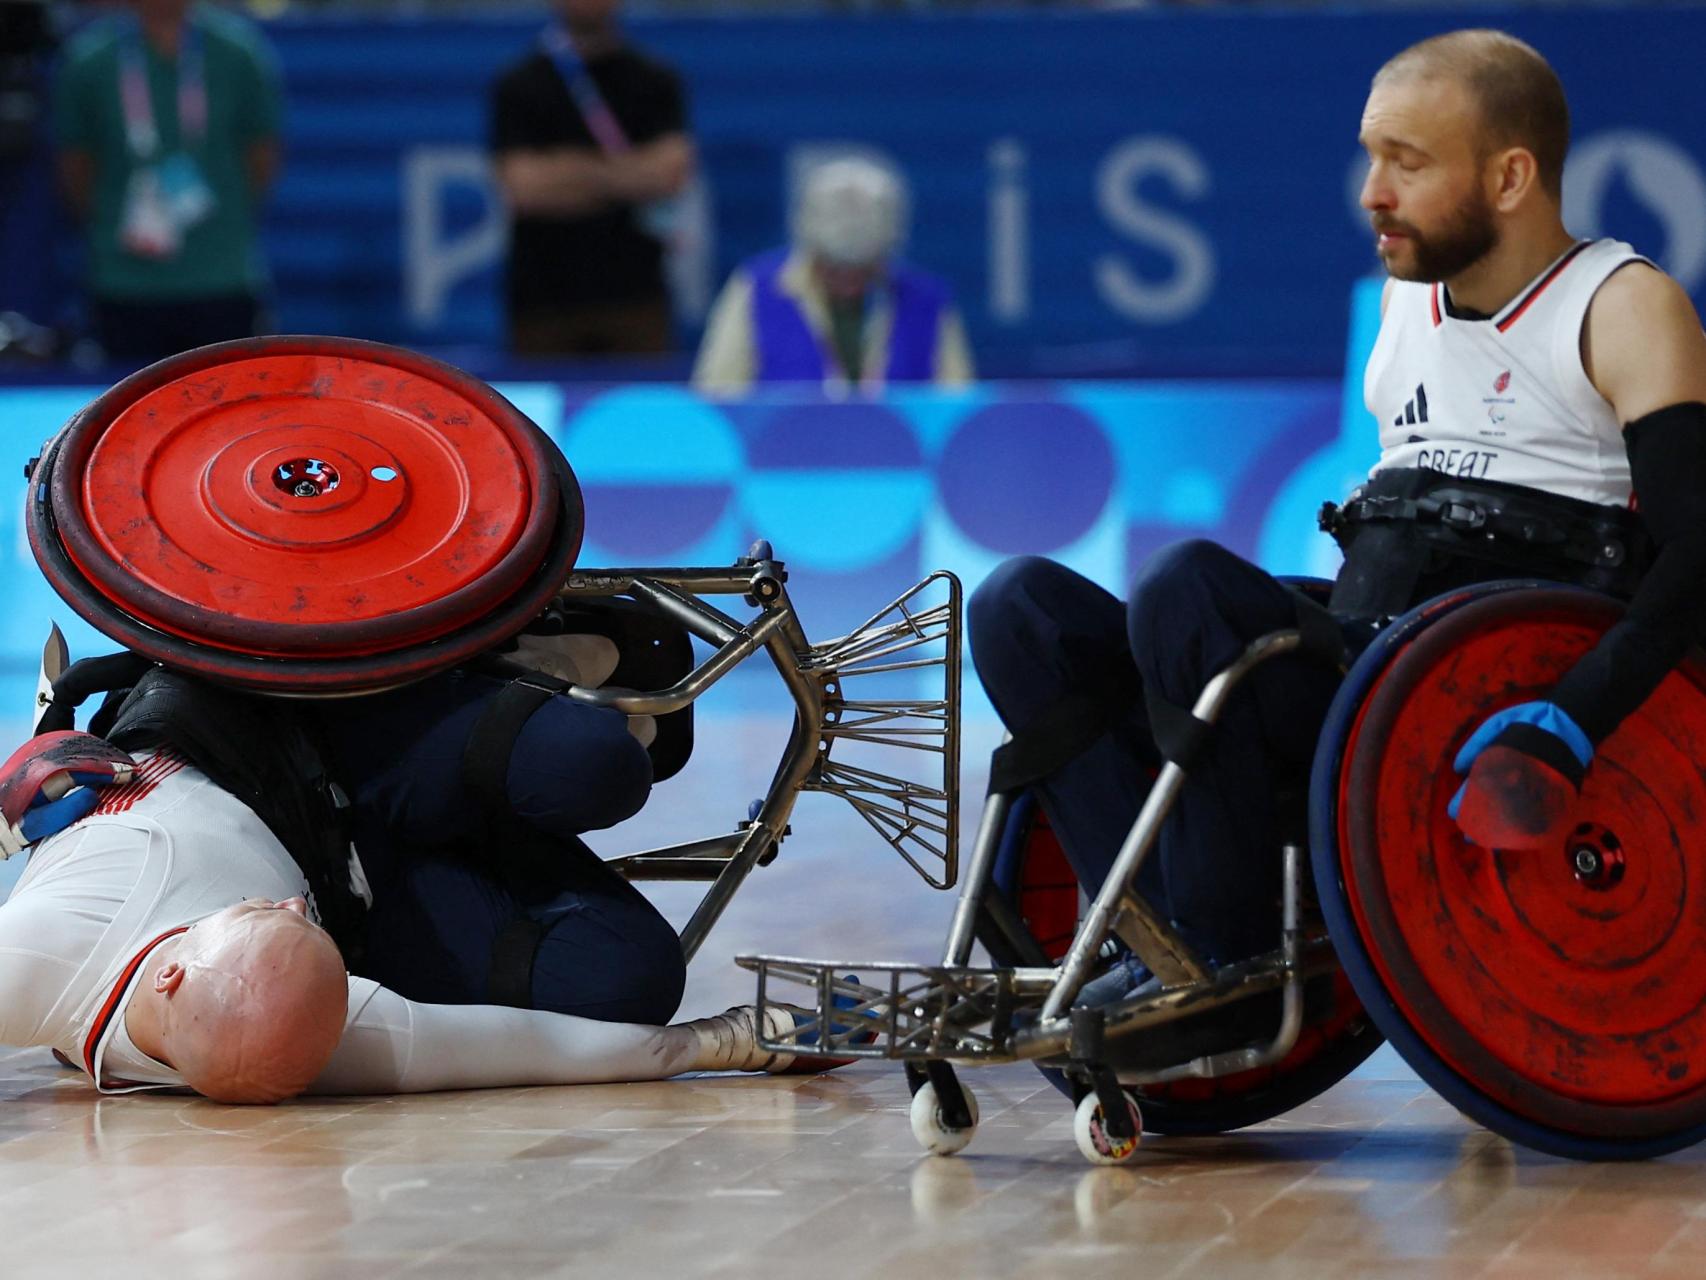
(1322, 468, 1651, 619)
(97, 666, 368, 963)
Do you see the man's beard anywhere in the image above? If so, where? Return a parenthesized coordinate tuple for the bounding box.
(1376, 188, 1499, 283)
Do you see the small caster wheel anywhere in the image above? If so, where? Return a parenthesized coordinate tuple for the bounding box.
(910, 1079, 981, 1156)
(1073, 1089, 1142, 1165)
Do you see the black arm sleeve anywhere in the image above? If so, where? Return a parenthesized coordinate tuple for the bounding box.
(1548, 402, 1706, 744)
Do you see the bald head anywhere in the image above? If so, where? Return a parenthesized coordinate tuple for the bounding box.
(152, 900, 348, 1104)
(1375, 30, 1569, 199)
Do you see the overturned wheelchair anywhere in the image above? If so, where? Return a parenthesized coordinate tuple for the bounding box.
(742, 577, 1706, 1163)
(22, 336, 961, 961)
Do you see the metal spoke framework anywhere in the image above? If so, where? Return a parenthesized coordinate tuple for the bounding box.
(740, 957, 1049, 1063)
(802, 572, 962, 889)
(559, 551, 963, 959)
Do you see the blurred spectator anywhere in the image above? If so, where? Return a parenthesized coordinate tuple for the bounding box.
(490, 0, 694, 357)
(693, 157, 974, 394)
(53, 0, 281, 363)
(0, 0, 59, 329)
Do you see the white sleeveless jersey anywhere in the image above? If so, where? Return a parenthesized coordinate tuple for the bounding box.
(0, 751, 319, 1091)
(1364, 238, 1650, 505)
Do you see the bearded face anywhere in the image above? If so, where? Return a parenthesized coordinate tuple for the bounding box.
(1371, 175, 1501, 283)
(1359, 76, 1512, 286)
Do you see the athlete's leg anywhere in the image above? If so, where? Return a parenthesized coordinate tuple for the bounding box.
(355, 841, 685, 1025)
(968, 556, 1164, 901)
(1126, 540, 1342, 962)
(312, 669, 653, 853)
(316, 671, 675, 1021)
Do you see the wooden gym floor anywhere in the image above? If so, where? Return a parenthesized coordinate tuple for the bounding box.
(1, 714, 1702, 1279)
(3, 1044, 1705, 1280)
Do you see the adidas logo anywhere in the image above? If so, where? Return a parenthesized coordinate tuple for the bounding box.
(1394, 383, 1429, 428)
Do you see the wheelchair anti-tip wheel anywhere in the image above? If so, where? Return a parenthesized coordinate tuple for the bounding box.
(1314, 582, 1706, 1160)
(1073, 1089, 1143, 1166)
(27, 337, 583, 694)
(910, 1078, 981, 1157)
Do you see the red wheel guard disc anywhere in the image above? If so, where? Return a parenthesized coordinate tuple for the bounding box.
(31, 338, 582, 691)
(1339, 589, 1706, 1137)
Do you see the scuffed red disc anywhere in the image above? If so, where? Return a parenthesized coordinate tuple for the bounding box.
(52, 337, 565, 659)
(1338, 589, 1706, 1138)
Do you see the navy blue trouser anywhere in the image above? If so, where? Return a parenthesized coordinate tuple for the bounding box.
(968, 542, 1346, 963)
(312, 669, 685, 1025)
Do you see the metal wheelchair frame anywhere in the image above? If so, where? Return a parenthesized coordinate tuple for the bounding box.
(557, 544, 963, 962)
(739, 625, 1344, 1157)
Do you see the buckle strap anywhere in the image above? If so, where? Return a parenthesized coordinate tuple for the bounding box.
(487, 918, 546, 1009)
(1320, 494, 1631, 569)
(461, 667, 572, 830)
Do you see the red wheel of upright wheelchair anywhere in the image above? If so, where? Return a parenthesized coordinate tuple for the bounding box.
(1314, 584, 1706, 1159)
(27, 337, 583, 694)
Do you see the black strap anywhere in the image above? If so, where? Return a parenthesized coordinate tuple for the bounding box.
(461, 667, 571, 828)
(987, 674, 1142, 795)
(101, 666, 368, 964)
(1333, 492, 1586, 554)
(487, 919, 546, 1009)
(38, 652, 154, 734)
(1495, 720, 1590, 788)
(1291, 588, 1350, 670)
(1144, 683, 1213, 771)
(1320, 471, 1650, 582)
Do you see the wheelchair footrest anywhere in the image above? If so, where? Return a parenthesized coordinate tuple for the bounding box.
(736, 954, 1055, 1063)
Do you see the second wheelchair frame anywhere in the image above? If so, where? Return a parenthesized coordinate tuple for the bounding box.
(745, 617, 1354, 1165)
(742, 580, 1706, 1165)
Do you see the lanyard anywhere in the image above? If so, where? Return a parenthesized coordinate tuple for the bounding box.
(540, 26, 631, 156)
(119, 22, 206, 159)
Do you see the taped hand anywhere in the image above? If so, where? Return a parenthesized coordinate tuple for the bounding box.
(1448, 702, 1592, 850)
(0, 731, 135, 858)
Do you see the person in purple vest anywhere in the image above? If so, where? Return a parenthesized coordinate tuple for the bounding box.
(692, 156, 974, 394)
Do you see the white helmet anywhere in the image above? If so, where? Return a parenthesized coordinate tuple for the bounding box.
(793, 157, 907, 269)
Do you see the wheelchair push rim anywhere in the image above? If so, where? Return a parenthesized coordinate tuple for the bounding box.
(1313, 582, 1706, 1159)
(28, 337, 584, 694)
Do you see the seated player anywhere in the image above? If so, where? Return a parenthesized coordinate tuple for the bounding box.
(969, 30, 1706, 991)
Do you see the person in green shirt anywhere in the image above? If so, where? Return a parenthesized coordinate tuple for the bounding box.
(53, 0, 282, 364)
